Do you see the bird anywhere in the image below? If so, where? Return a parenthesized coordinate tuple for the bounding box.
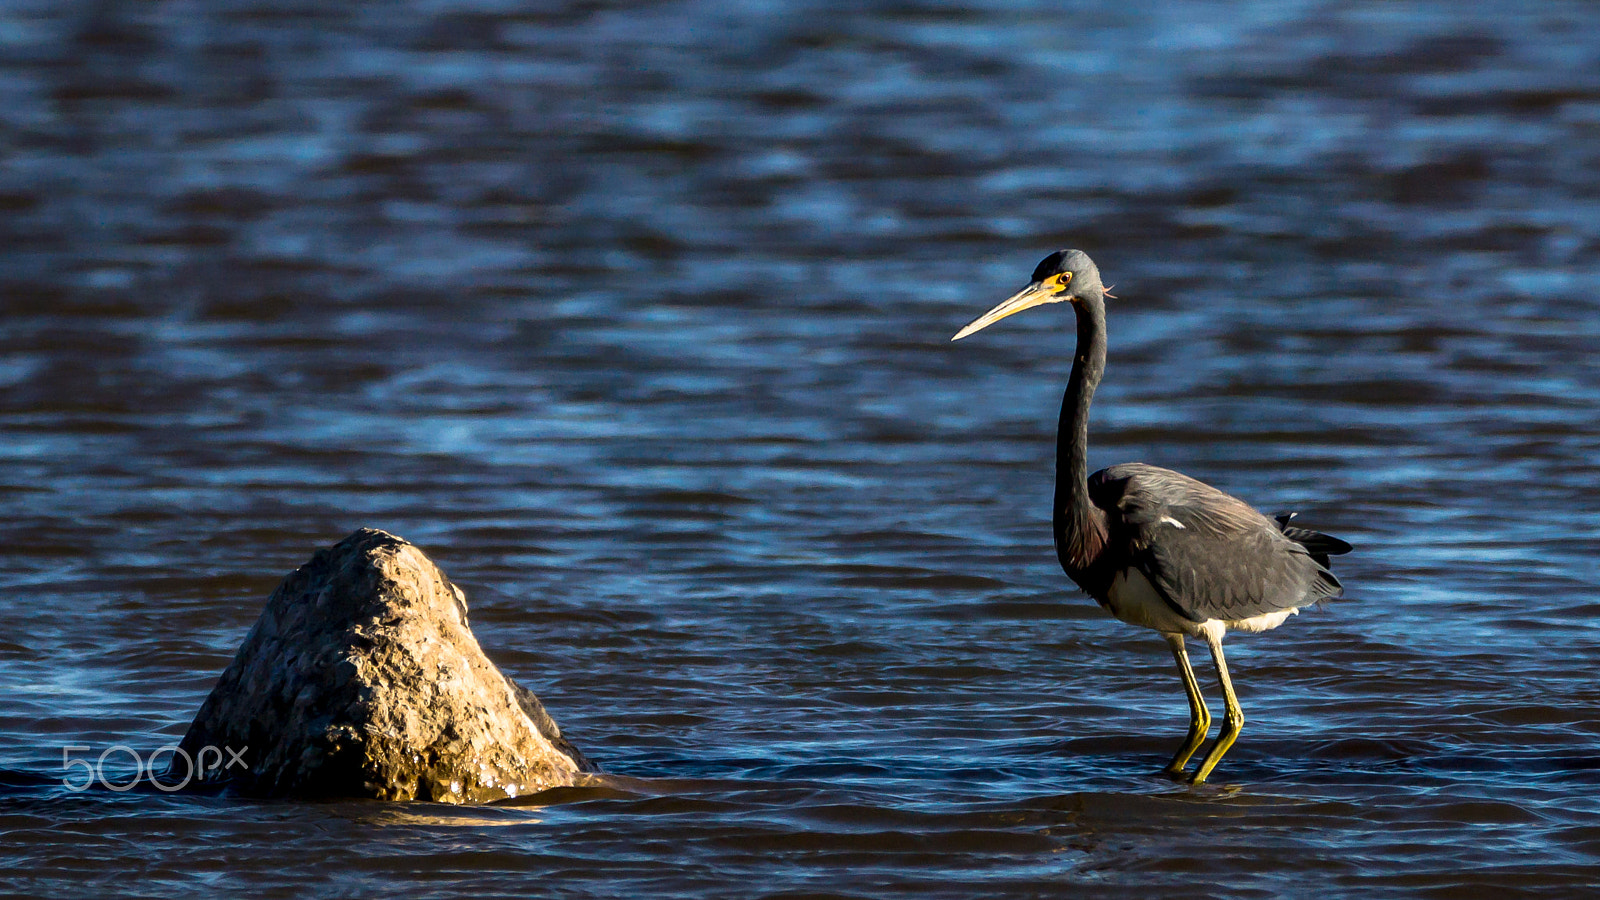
(951, 249, 1351, 785)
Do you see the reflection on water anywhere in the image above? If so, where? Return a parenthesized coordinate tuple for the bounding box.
(3, 0, 1600, 896)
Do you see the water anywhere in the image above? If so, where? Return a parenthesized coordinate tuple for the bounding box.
(3, 0, 1600, 895)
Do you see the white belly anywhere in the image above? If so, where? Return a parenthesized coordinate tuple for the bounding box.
(1106, 568, 1196, 634)
(1105, 568, 1298, 638)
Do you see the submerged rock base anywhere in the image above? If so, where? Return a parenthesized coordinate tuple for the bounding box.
(176, 528, 593, 803)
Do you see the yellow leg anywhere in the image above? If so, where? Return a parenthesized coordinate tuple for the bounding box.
(1190, 632, 1244, 785)
(1162, 633, 1211, 779)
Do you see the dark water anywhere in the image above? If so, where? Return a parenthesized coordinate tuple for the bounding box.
(4, 0, 1600, 896)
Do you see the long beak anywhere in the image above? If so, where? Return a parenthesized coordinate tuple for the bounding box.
(951, 283, 1060, 341)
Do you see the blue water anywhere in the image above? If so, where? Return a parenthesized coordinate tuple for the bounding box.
(3, 1, 1600, 896)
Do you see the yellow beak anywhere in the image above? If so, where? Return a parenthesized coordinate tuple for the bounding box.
(951, 282, 1062, 341)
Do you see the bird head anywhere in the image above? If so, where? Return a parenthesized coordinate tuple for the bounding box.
(951, 250, 1108, 341)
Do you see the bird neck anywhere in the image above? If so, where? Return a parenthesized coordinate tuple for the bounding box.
(1054, 296, 1108, 577)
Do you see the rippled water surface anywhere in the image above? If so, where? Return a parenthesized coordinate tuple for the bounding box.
(4, 1, 1600, 896)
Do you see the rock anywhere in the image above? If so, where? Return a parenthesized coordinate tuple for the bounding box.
(174, 527, 594, 802)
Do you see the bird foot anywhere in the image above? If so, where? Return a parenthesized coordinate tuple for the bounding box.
(1160, 763, 1221, 786)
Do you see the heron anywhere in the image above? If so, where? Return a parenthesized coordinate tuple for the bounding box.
(952, 249, 1351, 784)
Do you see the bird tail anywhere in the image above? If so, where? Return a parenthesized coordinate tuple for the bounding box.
(1274, 512, 1352, 561)
(1275, 512, 1352, 600)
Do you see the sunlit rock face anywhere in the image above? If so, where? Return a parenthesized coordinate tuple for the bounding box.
(176, 528, 593, 803)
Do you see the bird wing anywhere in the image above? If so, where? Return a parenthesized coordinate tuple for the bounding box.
(1089, 463, 1342, 622)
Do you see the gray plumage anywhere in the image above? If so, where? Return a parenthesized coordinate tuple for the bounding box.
(1089, 463, 1348, 623)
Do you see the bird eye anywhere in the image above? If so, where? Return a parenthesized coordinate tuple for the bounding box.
(1055, 273, 1072, 291)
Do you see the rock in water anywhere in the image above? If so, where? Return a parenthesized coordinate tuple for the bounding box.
(175, 528, 594, 802)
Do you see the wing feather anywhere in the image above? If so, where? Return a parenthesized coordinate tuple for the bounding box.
(1089, 463, 1343, 622)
